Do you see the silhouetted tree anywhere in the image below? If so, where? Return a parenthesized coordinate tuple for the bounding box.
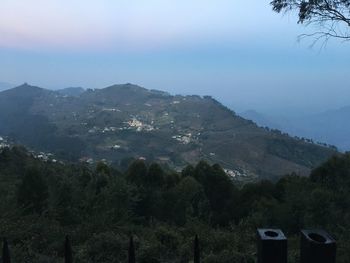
(171, 176, 210, 225)
(194, 162, 238, 225)
(126, 160, 148, 186)
(96, 161, 111, 176)
(164, 172, 180, 189)
(181, 165, 195, 178)
(17, 166, 48, 214)
(271, 0, 350, 43)
(52, 180, 75, 225)
(147, 163, 164, 188)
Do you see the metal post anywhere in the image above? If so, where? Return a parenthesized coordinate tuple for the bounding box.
(2, 238, 11, 263)
(194, 235, 200, 263)
(128, 236, 136, 263)
(65, 235, 73, 263)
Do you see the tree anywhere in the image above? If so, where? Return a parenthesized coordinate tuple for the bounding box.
(51, 180, 75, 225)
(126, 160, 148, 186)
(181, 165, 195, 178)
(306, 188, 334, 227)
(170, 176, 210, 225)
(271, 0, 350, 43)
(96, 161, 111, 176)
(194, 162, 238, 225)
(147, 163, 164, 188)
(17, 166, 49, 214)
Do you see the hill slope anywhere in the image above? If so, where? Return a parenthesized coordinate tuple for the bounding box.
(0, 83, 336, 180)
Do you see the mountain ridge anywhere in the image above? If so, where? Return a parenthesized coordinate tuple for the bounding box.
(0, 83, 337, 181)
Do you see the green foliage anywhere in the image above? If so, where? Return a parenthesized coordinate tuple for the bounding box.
(1, 148, 350, 262)
(84, 232, 127, 262)
(194, 161, 239, 225)
(17, 166, 49, 215)
(126, 160, 148, 186)
(310, 153, 350, 189)
(147, 163, 165, 188)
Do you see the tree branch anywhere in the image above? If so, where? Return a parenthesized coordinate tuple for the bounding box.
(271, 0, 350, 44)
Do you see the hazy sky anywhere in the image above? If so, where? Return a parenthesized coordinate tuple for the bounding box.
(0, 0, 349, 115)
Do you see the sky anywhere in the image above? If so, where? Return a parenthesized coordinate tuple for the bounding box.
(0, 0, 349, 116)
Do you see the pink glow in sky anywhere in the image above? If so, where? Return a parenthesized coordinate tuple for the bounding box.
(0, 0, 291, 51)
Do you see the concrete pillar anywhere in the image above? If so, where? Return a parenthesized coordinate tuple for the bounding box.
(300, 229, 336, 263)
(257, 228, 287, 263)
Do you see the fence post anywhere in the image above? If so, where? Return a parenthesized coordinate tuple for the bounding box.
(2, 238, 11, 263)
(194, 235, 200, 263)
(128, 236, 135, 263)
(65, 235, 73, 263)
(257, 229, 287, 263)
(300, 229, 336, 263)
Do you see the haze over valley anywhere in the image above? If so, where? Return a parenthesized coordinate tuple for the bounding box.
(241, 107, 350, 152)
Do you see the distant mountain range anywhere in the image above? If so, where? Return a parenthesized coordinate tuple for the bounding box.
(0, 83, 336, 181)
(241, 108, 350, 152)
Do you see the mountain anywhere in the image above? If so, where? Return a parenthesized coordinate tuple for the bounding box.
(241, 107, 350, 152)
(0, 83, 336, 181)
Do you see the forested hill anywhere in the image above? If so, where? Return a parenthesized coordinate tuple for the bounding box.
(0, 146, 350, 262)
(0, 83, 337, 181)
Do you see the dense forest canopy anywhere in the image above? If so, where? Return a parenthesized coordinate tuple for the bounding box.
(0, 146, 350, 262)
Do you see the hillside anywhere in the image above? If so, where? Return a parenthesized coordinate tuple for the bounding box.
(0, 83, 337, 180)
